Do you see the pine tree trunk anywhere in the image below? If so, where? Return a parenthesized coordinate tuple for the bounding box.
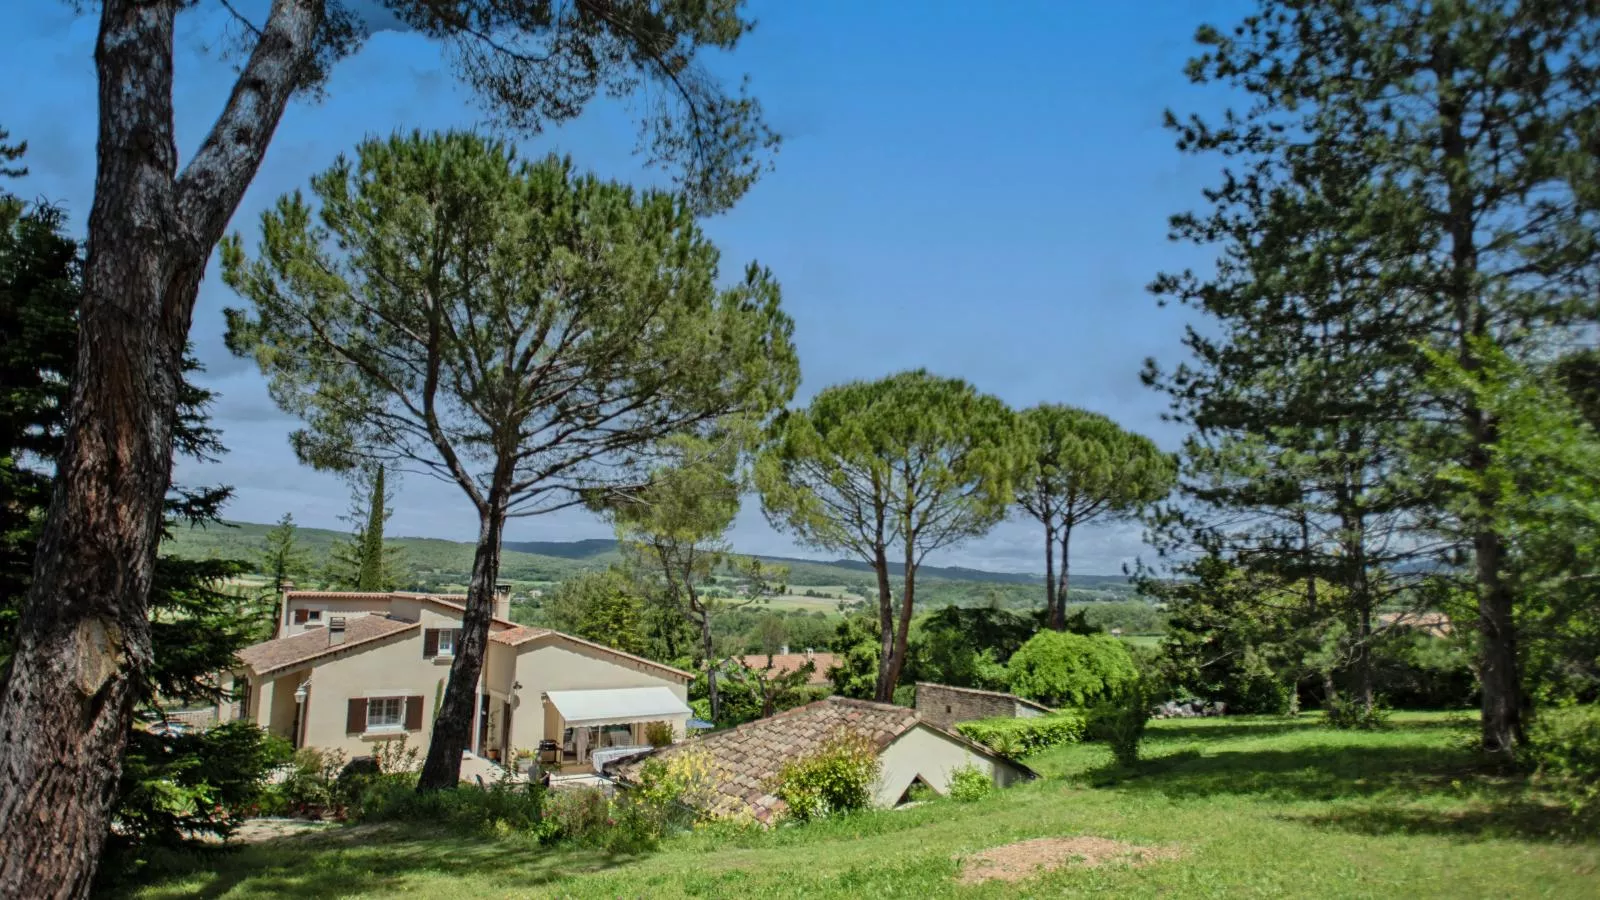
(700, 610, 719, 723)
(1051, 528, 1072, 631)
(417, 502, 505, 790)
(872, 542, 896, 703)
(0, 6, 188, 892)
(880, 534, 918, 701)
(1476, 528, 1522, 755)
(1, 1, 317, 888)
(1042, 520, 1057, 629)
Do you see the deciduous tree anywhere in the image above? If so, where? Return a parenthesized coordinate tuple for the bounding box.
(224, 133, 796, 789)
(757, 371, 1017, 701)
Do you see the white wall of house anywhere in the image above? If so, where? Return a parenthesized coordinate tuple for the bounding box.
(510, 639, 691, 750)
(873, 725, 1028, 807)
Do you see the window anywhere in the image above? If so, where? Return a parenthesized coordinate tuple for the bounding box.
(292, 609, 323, 625)
(367, 697, 404, 731)
(424, 628, 463, 659)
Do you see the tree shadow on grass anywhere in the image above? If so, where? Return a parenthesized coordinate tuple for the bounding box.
(1296, 797, 1600, 844)
(1089, 743, 1479, 803)
(119, 824, 640, 899)
(1146, 720, 1311, 743)
(1083, 740, 1598, 845)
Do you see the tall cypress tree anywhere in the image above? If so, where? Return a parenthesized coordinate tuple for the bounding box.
(357, 464, 388, 592)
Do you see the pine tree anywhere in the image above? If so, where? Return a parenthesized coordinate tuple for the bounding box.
(224, 135, 797, 791)
(1012, 405, 1172, 631)
(1149, 0, 1600, 754)
(259, 513, 310, 600)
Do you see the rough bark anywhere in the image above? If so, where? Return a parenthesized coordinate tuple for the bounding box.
(698, 603, 719, 723)
(0, 1, 319, 892)
(417, 502, 505, 790)
(1041, 520, 1057, 629)
(871, 540, 896, 704)
(1437, 62, 1523, 757)
(1051, 527, 1073, 631)
(878, 530, 918, 701)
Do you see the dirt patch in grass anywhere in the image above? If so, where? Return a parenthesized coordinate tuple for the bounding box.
(957, 836, 1183, 884)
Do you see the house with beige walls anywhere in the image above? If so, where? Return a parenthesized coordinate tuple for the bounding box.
(224, 590, 692, 772)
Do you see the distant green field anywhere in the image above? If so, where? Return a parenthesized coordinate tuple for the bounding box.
(164, 519, 1142, 615)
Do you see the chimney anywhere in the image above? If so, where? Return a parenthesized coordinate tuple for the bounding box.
(780, 644, 790, 656)
(806, 648, 814, 660)
(328, 616, 347, 647)
(493, 583, 511, 622)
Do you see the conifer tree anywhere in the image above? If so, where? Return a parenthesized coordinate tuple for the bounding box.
(225, 134, 797, 790)
(1148, 0, 1600, 753)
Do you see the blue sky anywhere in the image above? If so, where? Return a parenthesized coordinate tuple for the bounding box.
(4, 0, 1244, 575)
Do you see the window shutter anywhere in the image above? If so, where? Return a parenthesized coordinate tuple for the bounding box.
(423, 629, 439, 658)
(294, 608, 309, 624)
(346, 698, 368, 734)
(404, 696, 425, 731)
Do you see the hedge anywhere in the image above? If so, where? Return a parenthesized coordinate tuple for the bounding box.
(954, 711, 1086, 758)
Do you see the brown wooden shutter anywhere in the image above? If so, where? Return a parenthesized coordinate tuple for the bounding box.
(423, 629, 439, 658)
(404, 696, 424, 731)
(346, 698, 368, 734)
(294, 608, 309, 624)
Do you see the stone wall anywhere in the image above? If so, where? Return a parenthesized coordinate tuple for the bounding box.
(915, 683, 1051, 731)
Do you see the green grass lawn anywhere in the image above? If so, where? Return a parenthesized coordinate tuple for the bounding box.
(124, 712, 1599, 899)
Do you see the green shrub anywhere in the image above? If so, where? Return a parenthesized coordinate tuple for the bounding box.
(1526, 704, 1600, 785)
(1324, 696, 1391, 730)
(773, 731, 881, 823)
(261, 747, 348, 819)
(544, 786, 611, 841)
(113, 722, 291, 848)
(644, 720, 675, 747)
(1087, 683, 1152, 766)
(1006, 631, 1140, 708)
(355, 774, 544, 836)
(954, 711, 1087, 758)
(947, 764, 993, 802)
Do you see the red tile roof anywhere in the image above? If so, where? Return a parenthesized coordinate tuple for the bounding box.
(609, 697, 1029, 825)
(236, 615, 418, 676)
(737, 652, 838, 686)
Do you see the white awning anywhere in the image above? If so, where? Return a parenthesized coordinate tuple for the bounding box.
(545, 687, 691, 727)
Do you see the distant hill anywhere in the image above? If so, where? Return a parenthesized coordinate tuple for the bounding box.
(166, 519, 1133, 603)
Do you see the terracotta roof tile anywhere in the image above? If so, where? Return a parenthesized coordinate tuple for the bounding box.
(489, 625, 552, 647)
(611, 697, 922, 825)
(236, 615, 417, 676)
(736, 653, 838, 685)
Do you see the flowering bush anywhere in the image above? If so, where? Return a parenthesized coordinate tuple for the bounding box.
(772, 731, 881, 823)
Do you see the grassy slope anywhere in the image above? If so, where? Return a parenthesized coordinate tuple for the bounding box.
(127, 713, 1598, 899)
